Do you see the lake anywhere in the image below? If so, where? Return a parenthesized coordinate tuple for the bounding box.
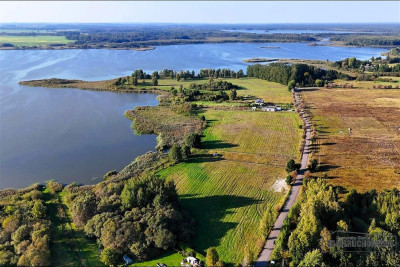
(0, 43, 387, 188)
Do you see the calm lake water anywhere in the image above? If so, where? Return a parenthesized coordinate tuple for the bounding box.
(0, 43, 387, 188)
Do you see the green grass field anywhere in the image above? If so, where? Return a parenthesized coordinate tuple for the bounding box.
(0, 35, 73, 47)
(131, 251, 205, 267)
(155, 77, 292, 104)
(157, 107, 302, 264)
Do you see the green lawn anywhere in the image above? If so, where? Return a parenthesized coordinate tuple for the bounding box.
(0, 35, 73, 47)
(133, 77, 291, 104)
(131, 251, 205, 267)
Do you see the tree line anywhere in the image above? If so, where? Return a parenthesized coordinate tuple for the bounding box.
(271, 178, 400, 266)
(330, 34, 400, 47)
(247, 63, 349, 88)
(0, 184, 52, 266)
(333, 57, 400, 73)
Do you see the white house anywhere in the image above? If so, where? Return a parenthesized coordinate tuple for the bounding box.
(262, 106, 277, 112)
(262, 105, 282, 112)
(254, 99, 264, 105)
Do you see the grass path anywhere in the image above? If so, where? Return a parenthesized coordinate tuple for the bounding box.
(44, 190, 103, 266)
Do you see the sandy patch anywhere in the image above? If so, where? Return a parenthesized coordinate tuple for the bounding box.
(272, 178, 289, 192)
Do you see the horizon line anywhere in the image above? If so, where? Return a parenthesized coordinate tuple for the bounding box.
(1, 22, 399, 25)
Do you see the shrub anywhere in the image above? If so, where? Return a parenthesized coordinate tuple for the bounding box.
(274, 204, 281, 213)
(169, 145, 183, 163)
(315, 79, 323, 87)
(182, 146, 191, 159)
(309, 159, 319, 172)
(47, 181, 63, 194)
(185, 133, 201, 148)
(206, 247, 219, 266)
(100, 247, 120, 266)
(288, 80, 296, 91)
(286, 159, 297, 173)
(228, 89, 237, 100)
(103, 170, 118, 180)
(286, 175, 293, 186)
(32, 201, 46, 219)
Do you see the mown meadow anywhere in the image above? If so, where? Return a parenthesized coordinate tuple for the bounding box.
(0, 36, 73, 47)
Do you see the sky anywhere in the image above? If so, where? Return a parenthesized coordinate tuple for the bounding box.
(0, 1, 399, 24)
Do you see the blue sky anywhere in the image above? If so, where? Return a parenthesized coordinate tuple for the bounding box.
(1, 1, 399, 24)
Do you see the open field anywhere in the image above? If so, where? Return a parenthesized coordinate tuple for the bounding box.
(0, 35, 73, 46)
(229, 78, 292, 103)
(301, 87, 400, 192)
(158, 107, 302, 264)
(156, 77, 292, 104)
(334, 77, 400, 89)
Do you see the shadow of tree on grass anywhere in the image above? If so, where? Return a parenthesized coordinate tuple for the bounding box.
(179, 195, 261, 254)
(201, 140, 238, 149)
(186, 154, 225, 163)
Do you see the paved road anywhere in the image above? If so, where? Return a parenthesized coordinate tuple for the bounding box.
(256, 90, 311, 266)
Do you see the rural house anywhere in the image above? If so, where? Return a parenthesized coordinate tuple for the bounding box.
(254, 98, 264, 105)
(262, 105, 282, 112)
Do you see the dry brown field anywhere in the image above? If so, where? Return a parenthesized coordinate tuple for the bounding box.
(301, 87, 400, 191)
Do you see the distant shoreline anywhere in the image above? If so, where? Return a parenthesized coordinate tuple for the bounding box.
(0, 45, 156, 51)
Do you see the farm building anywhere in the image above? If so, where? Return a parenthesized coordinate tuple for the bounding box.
(254, 99, 264, 105)
(262, 105, 281, 112)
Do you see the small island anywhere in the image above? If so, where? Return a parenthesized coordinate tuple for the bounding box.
(243, 58, 278, 63)
(260, 46, 280, 49)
